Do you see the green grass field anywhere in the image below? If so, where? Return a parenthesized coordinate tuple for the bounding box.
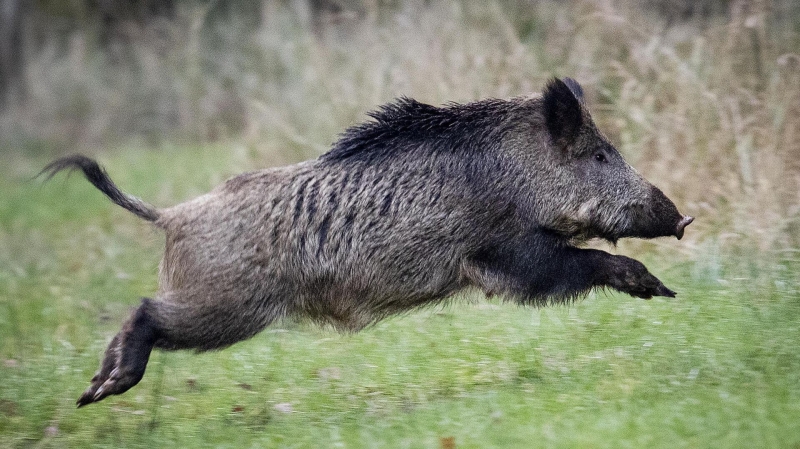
(1, 148, 799, 448)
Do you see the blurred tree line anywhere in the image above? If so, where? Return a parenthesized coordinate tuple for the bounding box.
(0, 0, 368, 110)
(0, 0, 753, 111)
(1, 0, 796, 153)
(1, 0, 173, 109)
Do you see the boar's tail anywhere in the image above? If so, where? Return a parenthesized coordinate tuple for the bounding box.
(40, 154, 160, 222)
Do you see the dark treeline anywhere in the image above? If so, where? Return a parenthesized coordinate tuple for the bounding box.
(0, 0, 797, 153)
(0, 0, 356, 109)
(0, 0, 763, 110)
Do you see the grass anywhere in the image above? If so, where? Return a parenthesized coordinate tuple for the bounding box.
(1, 148, 799, 448)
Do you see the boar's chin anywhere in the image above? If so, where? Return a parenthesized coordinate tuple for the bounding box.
(620, 214, 693, 240)
(546, 214, 624, 245)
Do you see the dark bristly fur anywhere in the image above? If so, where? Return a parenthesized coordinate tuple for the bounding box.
(42, 78, 692, 408)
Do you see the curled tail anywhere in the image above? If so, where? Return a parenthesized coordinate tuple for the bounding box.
(40, 154, 160, 222)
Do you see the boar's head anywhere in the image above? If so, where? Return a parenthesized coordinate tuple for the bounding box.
(523, 78, 693, 243)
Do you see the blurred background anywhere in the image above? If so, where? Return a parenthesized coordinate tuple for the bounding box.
(2, 1, 800, 446)
(1, 0, 799, 253)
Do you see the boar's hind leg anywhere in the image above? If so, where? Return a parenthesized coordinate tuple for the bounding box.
(77, 298, 158, 407)
(77, 293, 277, 407)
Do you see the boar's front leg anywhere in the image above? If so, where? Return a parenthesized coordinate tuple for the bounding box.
(591, 253, 675, 299)
(463, 232, 675, 302)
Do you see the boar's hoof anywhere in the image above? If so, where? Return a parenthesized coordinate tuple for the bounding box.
(652, 283, 677, 298)
(604, 256, 676, 299)
(77, 302, 156, 407)
(77, 363, 147, 407)
(625, 274, 676, 300)
(675, 215, 694, 240)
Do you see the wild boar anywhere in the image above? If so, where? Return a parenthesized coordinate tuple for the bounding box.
(42, 78, 693, 407)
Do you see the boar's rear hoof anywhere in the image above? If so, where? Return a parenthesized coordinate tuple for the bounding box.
(77, 361, 147, 407)
(77, 299, 157, 407)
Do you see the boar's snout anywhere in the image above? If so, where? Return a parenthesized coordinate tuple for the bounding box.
(627, 185, 693, 240)
(651, 187, 694, 240)
(675, 215, 694, 240)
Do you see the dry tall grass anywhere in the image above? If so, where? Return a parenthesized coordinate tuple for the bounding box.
(2, 0, 799, 257)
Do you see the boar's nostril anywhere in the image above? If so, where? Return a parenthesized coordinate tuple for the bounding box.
(675, 215, 694, 240)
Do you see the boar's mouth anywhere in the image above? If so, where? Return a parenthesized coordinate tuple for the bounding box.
(620, 211, 694, 241)
(547, 187, 693, 243)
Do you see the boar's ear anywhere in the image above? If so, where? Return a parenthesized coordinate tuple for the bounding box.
(543, 78, 584, 151)
(562, 77, 585, 105)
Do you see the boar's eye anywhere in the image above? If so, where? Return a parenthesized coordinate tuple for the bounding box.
(594, 153, 608, 163)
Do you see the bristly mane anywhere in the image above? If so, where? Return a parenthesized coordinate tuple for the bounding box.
(320, 97, 516, 164)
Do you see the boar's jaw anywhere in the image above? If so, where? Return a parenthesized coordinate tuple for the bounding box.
(545, 201, 628, 244)
(545, 191, 692, 243)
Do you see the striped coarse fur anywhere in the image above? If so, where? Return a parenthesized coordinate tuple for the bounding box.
(43, 78, 693, 407)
